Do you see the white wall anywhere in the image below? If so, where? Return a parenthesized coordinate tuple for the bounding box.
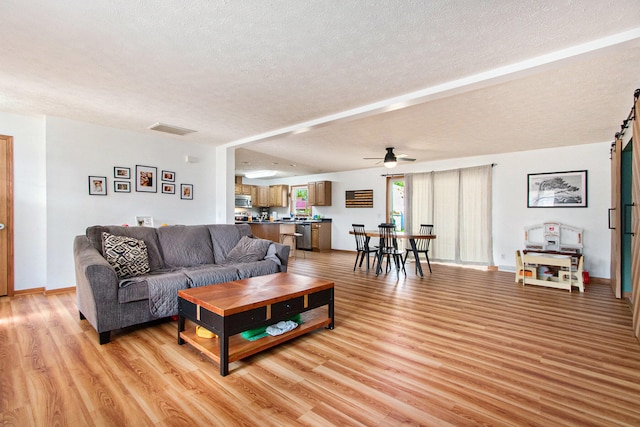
(0, 111, 47, 290)
(44, 117, 218, 289)
(0, 109, 613, 291)
(270, 141, 611, 278)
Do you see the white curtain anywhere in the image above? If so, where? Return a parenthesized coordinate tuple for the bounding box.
(460, 165, 493, 264)
(433, 169, 459, 261)
(405, 164, 493, 265)
(407, 172, 433, 234)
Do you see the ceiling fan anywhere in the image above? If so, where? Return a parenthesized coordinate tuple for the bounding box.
(364, 147, 416, 168)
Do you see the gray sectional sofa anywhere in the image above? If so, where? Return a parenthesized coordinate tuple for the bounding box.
(73, 223, 290, 344)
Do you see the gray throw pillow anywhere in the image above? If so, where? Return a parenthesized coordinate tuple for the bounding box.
(102, 232, 151, 279)
(225, 236, 272, 263)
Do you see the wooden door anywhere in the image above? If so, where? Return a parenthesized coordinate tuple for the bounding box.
(0, 135, 14, 296)
(610, 139, 622, 298)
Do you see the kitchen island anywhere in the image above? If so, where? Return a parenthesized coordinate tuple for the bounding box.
(236, 219, 332, 252)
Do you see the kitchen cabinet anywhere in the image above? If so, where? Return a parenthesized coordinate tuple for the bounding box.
(256, 186, 270, 207)
(311, 222, 331, 252)
(234, 183, 253, 195)
(308, 181, 332, 206)
(249, 223, 295, 244)
(269, 185, 289, 207)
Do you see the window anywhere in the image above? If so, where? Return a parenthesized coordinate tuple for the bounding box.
(387, 177, 405, 231)
(405, 165, 493, 266)
(291, 185, 310, 216)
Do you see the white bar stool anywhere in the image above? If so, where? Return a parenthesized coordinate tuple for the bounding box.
(280, 232, 305, 258)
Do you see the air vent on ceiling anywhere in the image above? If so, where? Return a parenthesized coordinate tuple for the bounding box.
(148, 122, 196, 136)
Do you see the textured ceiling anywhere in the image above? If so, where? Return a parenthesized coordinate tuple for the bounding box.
(1, 1, 639, 178)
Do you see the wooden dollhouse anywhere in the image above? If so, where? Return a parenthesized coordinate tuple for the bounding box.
(519, 222, 585, 292)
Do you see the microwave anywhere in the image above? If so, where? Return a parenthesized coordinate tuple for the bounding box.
(235, 195, 252, 208)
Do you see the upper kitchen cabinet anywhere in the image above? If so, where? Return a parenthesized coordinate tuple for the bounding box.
(269, 184, 289, 207)
(253, 186, 269, 207)
(234, 183, 253, 195)
(308, 181, 332, 206)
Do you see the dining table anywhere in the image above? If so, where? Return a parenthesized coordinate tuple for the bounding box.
(349, 229, 436, 277)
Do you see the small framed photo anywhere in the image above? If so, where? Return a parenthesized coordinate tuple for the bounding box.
(527, 170, 587, 208)
(181, 184, 193, 200)
(161, 170, 175, 182)
(88, 176, 107, 196)
(136, 165, 157, 193)
(135, 216, 154, 227)
(114, 167, 130, 179)
(114, 180, 131, 193)
(162, 183, 175, 194)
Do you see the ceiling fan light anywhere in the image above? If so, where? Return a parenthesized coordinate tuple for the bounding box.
(383, 147, 397, 168)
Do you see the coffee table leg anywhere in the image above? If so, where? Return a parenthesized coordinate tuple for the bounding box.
(327, 290, 335, 330)
(220, 332, 229, 376)
(177, 315, 185, 345)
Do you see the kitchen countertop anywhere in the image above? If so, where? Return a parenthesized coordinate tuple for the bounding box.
(235, 219, 332, 225)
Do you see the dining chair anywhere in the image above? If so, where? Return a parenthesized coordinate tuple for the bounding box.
(352, 224, 376, 271)
(403, 224, 433, 274)
(374, 223, 405, 276)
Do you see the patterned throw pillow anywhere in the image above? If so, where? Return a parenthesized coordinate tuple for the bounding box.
(102, 232, 150, 279)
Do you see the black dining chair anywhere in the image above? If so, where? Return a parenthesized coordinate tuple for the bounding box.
(352, 224, 377, 271)
(374, 223, 405, 276)
(403, 224, 433, 274)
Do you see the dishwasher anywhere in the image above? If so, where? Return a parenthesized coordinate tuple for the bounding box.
(295, 223, 312, 251)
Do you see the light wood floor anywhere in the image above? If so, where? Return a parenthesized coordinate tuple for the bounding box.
(2, 251, 640, 426)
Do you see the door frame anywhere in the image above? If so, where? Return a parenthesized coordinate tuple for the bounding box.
(0, 135, 14, 297)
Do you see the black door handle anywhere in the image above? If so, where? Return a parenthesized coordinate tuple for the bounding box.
(608, 208, 615, 230)
(624, 203, 635, 236)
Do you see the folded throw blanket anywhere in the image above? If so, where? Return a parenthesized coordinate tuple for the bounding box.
(241, 314, 301, 341)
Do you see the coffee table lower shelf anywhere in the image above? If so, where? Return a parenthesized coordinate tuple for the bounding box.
(179, 309, 331, 367)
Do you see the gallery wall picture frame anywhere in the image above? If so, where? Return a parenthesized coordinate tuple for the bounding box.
(161, 170, 175, 182)
(136, 165, 157, 193)
(527, 170, 587, 208)
(88, 176, 107, 196)
(114, 166, 130, 179)
(135, 216, 154, 227)
(162, 183, 175, 194)
(114, 180, 131, 193)
(181, 184, 193, 200)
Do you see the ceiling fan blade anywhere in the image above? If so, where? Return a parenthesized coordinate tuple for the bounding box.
(398, 157, 416, 162)
(363, 157, 384, 160)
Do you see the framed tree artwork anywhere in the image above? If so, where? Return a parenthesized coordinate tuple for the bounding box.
(527, 170, 587, 208)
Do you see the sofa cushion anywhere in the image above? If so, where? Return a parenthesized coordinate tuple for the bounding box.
(234, 260, 280, 279)
(207, 224, 253, 263)
(182, 264, 240, 288)
(102, 233, 151, 279)
(157, 225, 214, 267)
(225, 236, 272, 263)
(117, 269, 189, 305)
(87, 225, 165, 271)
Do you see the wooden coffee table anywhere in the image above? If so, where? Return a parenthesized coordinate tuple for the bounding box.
(177, 272, 334, 376)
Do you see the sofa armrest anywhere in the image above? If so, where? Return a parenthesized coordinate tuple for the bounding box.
(74, 235, 120, 333)
(271, 242, 290, 272)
